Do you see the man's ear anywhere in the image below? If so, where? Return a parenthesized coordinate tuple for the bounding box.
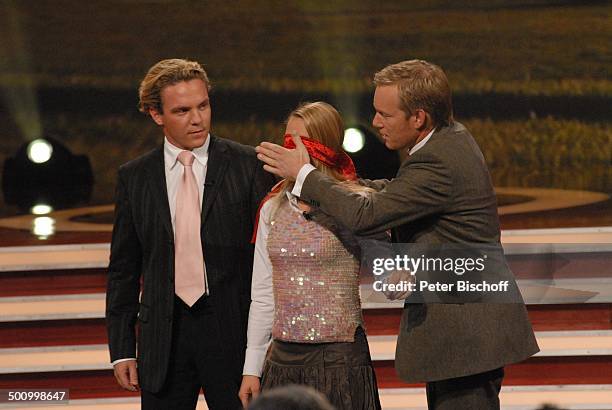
(414, 109, 429, 130)
(149, 108, 163, 126)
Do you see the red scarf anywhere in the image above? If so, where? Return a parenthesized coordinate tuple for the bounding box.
(283, 134, 357, 181)
(250, 136, 357, 243)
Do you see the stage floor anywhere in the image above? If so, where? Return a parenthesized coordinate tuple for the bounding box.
(0, 187, 609, 247)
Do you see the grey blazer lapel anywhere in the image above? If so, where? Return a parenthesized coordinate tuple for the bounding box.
(147, 147, 173, 239)
(201, 135, 230, 224)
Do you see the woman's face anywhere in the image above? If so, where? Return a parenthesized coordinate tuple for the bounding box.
(285, 116, 309, 139)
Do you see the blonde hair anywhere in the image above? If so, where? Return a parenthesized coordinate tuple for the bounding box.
(291, 102, 347, 181)
(138, 59, 210, 114)
(268, 102, 370, 218)
(374, 59, 453, 127)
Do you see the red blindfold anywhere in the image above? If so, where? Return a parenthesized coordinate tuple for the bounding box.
(283, 134, 357, 181)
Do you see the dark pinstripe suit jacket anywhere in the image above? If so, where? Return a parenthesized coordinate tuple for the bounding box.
(300, 122, 539, 383)
(105, 135, 275, 392)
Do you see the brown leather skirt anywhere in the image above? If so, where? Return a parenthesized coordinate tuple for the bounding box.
(261, 327, 381, 410)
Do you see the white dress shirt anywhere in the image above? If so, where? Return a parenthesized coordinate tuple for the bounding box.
(291, 128, 435, 198)
(112, 135, 210, 366)
(243, 193, 307, 377)
(408, 128, 435, 156)
(164, 135, 210, 231)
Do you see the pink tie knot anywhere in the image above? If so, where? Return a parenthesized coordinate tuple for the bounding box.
(178, 151, 195, 166)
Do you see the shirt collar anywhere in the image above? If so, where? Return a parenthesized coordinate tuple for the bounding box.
(164, 134, 210, 170)
(286, 190, 312, 214)
(408, 128, 435, 156)
(286, 190, 299, 209)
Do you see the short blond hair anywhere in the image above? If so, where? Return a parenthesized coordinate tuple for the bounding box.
(374, 60, 453, 127)
(138, 59, 210, 114)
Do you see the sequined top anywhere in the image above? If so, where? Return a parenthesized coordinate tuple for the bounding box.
(267, 201, 363, 343)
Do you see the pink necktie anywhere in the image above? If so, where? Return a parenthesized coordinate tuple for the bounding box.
(175, 151, 206, 306)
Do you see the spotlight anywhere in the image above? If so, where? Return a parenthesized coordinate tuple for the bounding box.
(27, 139, 53, 164)
(2, 136, 93, 212)
(343, 125, 400, 180)
(343, 128, 365, 153)
(32, 216, 55, 239)
(31, 203, 53, 215)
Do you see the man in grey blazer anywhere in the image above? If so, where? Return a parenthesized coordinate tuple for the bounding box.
(255, 60, 539, 409)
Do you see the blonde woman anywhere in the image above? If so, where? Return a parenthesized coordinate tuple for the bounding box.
(239, 102, 381, 410)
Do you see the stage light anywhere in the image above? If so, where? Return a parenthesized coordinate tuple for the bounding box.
(32, 216, 55, 239)
(27, 139, 53, 164)
(2, 136, 93, 212)
(31, 204, 53, 215)
(343, 128, 365, 153)
(342, 125, 400, 180)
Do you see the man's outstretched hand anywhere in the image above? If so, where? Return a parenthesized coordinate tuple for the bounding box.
(255, 134, 310, 180)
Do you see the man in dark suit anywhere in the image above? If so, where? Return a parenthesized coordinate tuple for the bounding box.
(106, 59, 275, 409)
(255, 60, 539, 409)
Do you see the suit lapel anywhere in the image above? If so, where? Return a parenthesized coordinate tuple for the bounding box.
(201, 135, 230, 224)
(147, 146, 173, 238)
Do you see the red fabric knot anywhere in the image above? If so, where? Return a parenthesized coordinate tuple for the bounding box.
(250, 136, 358, 244)
(283, 134, 357, 181)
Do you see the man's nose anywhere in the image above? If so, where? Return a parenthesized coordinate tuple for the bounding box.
(190, 109, 203, 125)
(372, 113, 382, 128)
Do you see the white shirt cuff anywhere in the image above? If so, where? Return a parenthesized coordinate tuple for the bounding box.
(291, 164, 316, 197)
(112, 358, 136, 366)
(242, 345, 269, 377)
